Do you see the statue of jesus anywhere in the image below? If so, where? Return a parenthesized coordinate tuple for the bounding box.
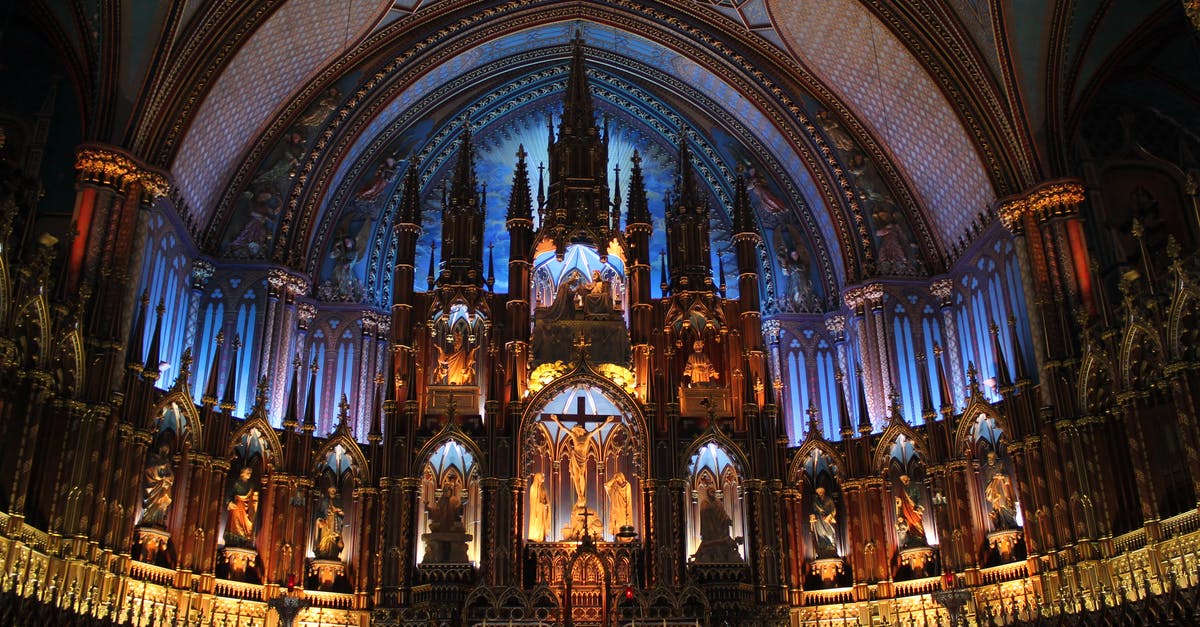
(546, 414, 620, 508)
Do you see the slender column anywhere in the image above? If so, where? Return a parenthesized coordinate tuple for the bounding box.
(844, 290, 877, 426)
(508, 477, 526, 586)
(184, 260, 215, 360)
(667, 478, 687, 586)
(641, 478, 658, 587)
(6, 373, 52, 516)
(478, 477, 502, 586)
(867, 286, 894, 411)
(930, 280, 965, 407)
(1117, 395, 1160, 538)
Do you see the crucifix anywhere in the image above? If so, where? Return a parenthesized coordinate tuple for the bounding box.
(578, 508, 593, 540)
(544, 395, 620, 509)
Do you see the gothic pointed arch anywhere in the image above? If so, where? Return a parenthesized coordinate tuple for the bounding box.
(1078, 348, 1119, 416)
(312, 427, 370, 483)
(150, 391, 204, 452)
(1168, 282, 1200, 362)
(872, 420, 928, 473)
(790, 438, 845, 485)
(1120, 321, 1166, 392)
(954, 396, 1012, 451)
(13, 295, 51, 370)
(225, 416, 283, 471)
(49, 327, 84, 399)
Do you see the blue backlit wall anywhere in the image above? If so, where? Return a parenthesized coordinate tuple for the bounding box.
(138, 213, 190, 390)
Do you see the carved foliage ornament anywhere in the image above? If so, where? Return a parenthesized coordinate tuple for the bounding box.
(997, 181, 1085, 231)
(75, 147, 170, 200)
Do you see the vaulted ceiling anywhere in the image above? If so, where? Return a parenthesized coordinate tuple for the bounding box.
(15, 0, 1198, 298)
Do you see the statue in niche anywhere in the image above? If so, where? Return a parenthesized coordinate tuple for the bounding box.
(225, 466, 259, 548)
(313, 486, 345, 559)
(894, 474, 927, 548)
(541, 271, 586, 321)
(983, 452, 1018, 530)
(604, 471, 633, 536)
(422, 472, 472, 564)
(682, 340, 718, 387)
(140, 443, 174, 527)
(528, 472, 551, 542)
(583, 270, 616, 317)
(694, 483, 742, 563)
(435, 329, 477, 386)
(428, 473, 465, 533)
(809, 485, 838, 558)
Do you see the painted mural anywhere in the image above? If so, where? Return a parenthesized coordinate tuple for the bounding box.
(221, 76, 360, 260)
(813, 108, 926, 277)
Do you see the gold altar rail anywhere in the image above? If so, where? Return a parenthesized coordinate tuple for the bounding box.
(800, 586, 853, 605)
(213, 577, 263, 600)
(893, 576, 941, 597)
(1112, 527, 1147, 553)
(1163, 509, 1200, 537)
(128, 560, 175, 586)
(979, 561, 1027, 585)
(304, 589, 356, 609)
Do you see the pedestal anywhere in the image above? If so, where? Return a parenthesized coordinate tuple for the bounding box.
(899, 547, 935, 577)
(136, 527, 171, 564)
(810, 557, 844, 586)
(311, 558, 345, 590)
(988, 529, 1023, 562)
(421, 531, 473, 564)
(223, 546, 258, 580)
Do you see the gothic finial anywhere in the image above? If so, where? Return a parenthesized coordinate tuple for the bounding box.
(174, 347, 193, 390)
(806, 402, 823, 439)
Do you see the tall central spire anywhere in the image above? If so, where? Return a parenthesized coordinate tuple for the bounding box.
(560, 30, 596, 137)
(541, 32, 614, 261)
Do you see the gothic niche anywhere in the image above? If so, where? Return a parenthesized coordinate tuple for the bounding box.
(524, 384, 638, 542)
(687, 442, 745, 564)
(309, 444, 355, 590)
(430, 304, 482, 387)
(531, 244, 629, 366)
(221, 428, 268, 582)
(135, 401, 189, 567)
(966, 413, 1024, 566)
(797, 448, 845, 587)
(416, 439, 480, 566)
(886, 434, 935, 579)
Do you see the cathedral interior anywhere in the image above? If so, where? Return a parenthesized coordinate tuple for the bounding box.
(2, 1, 1200, 625)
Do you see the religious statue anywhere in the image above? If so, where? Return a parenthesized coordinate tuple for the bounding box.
(225, 466, 259, 548)
(140, 443, 174, 527)
(894, 474, 927, 548)
(422, 472, 472, 564)
(809, 486, 838, 558)
(428, 473, 465, 533)
(682, 340, 718, 387)
(528, 472, 551, 542)
(542, 272, 585, 321)
(694, 484, 742, 563)
(604, 471, 633, 536)
(313, 486, 345, 559)
(435, 330, 477, 386)
(983, 452, 1018, 530)
(546, 414, 621, 508)
(583, 270, 615, 316)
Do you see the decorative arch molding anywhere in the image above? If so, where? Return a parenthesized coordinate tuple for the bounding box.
(519, 362, 649, 476)
(679, 428, 752, 481)
(1168, 284, 1200, 363)
(413, 431, 487, 478)
(1077, 349, 1118, 415)
(789, 438, 845, 485)
(953, 395, 1012, 450)
(50, 327, 85, 399)
(150, 391, 205, 452)
(872, 421, 928, 475)
(313, 429, 371, 483)
(225, 416, 284, 470)
(1120, 320, 1166, 391)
